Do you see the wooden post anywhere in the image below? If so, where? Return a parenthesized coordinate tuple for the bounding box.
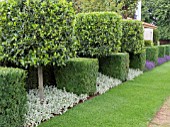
(38, 66, 44, 102)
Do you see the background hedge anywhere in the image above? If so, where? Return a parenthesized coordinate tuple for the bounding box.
(158, 45, 166, 58)
(121, 20, 144, 54)
(129, 51, 146, 71)
(75, 12, 122, 57)
(0, 67, 27, 127)
(55, 58, 99, 95)
(146, 46, 158, 64)
(99, 53, 129, 81)
(165, 45, 170, 56)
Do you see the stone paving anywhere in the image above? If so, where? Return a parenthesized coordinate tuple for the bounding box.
(148, 97, 170, 127)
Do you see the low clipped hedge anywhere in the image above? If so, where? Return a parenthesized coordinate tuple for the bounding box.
(129, 51, 146, 71)
(75, 12, 122, 57)
(0, 67, 27, 127)
(121, 19, 144, 54)
(158, 45, 166, 58)
(99, 53, 129, 81)
(165, 45, 170, 56)
(55, 58, 99, 95)
(146, 46, 158, 64)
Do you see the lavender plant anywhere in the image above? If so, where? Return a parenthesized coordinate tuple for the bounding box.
(145, 61, 155, 70)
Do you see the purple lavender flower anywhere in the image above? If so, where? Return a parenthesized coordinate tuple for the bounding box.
(157, 57, 167, 65)
(145, 61, 155, 70)
(165, 55, 170, 61)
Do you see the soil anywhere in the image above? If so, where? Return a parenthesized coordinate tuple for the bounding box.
(148, 97, 170, 127)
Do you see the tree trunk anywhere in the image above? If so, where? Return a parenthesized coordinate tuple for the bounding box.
(38, 66, 44, 102)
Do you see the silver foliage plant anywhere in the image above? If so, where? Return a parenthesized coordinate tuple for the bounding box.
(24, 70, 143, 127)
(127, 69, 143, 81)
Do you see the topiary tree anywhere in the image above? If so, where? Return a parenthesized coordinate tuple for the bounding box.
(0, 0, 76, 100)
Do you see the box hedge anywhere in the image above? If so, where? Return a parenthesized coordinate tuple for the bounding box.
(74, 12, 122, 57)
(121, 20, 144, 54)
(55, 58, 99, 95)
(158, 45, 166, 58)
(129, 51, 146, 71)
(146, 46, 158, 64)
(0, 67, 27, 127)
(99, 53, 129, 81)
(165, 45, 170, 56)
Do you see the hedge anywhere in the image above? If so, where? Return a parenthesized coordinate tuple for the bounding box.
(158, 45, 166, 58)
(121, 20, 144, 54)
(129, 51, 146, 71)
(55, 58, 99, 95)
(0, 67, 27, 127)
(99, 53, 129, 81)
(146, 46, 158, 64)
(75, 12, 122, 57)
(165, 45, 170, 56)
(144, 40, 154, 47)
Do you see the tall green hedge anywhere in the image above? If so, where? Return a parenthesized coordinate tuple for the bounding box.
(129, 51, 146, 71)
(75, 12, 122, 57)
(0, 67, 27, 127)
(165, 45, 170, 56)
(121, 20, 144, 54)
(55, 58, 99, 95)
(158, 45, 166, 58)
(146, 46, 158, 64)
(99, 53, 129, 81)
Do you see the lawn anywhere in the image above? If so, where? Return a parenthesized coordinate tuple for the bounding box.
(39, 62, 170, 127)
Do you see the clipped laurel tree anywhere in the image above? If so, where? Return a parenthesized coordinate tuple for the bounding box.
(146, 46, 158, 64)
(99, 53, 129, 81)
(144, 40, 154, 47)
(55, 58, 99, 95)
(74, 12, 122, 57)
(121, 19, 144, 54)
(153, 29, 159, 45)
(0, 0, 76, 100)
(0, 67, 27, 127)
(158, 45, 166, 58)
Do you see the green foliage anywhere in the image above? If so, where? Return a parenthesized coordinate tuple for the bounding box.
(0, 67, 27, 127)
(0, 0, 76, 68)
(68, 0, 139, 19)
(99, 53, 129, 81)
(142, 0, 170, 40)
(153, 29, 160, 45)
(144, 40, 154, 47)
(129, 51, 146, 71)
(165, 45, 170, 56)
(55, 58, 99, 95)
(75, 12, 122, 57)
(146, 46, 158, 64)
(158, 45, 166, 58)
(121, 20, 145, 54)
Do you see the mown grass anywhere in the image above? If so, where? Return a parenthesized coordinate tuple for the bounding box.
(39, 62, 170, 127)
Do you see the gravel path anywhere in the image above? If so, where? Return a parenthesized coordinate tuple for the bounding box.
(148, 97, 170, 127)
